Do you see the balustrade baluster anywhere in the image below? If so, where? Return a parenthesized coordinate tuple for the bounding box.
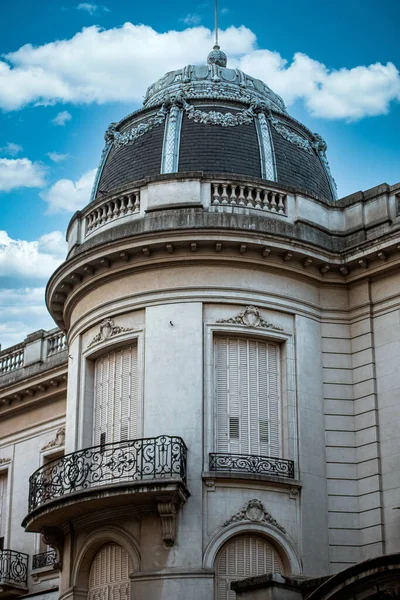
(230, 185, 238, 205)
(255, 188, 262, 209)
(278, 194, 285, 214)
(270, 192, 278, 212)
(212, 184, 220, 205)
(134, 194, 140, 213)
(221, 184, 229, 205)
(246, 187, 254, 208)
(238, 186, 246, 206)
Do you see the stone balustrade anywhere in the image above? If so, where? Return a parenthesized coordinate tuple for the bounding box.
(211, 182, 287, 215)
(0, 347, 24, 375)
(0, 328, 67, 380)
(85, 190, 140, 237)
(47, 331, 67, 357)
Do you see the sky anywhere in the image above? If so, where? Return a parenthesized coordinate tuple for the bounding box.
(0, 0, 399, 350)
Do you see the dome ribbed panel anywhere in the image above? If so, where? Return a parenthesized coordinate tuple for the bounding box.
(178, 108, 261, 179)
(96, 117, 165, 196)
(270, 127, 333, 201)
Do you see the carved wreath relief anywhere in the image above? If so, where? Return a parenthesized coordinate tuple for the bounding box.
(88, 318, 134, 348)
(223, 499, 286, 533)
(217, 306, 283, 331)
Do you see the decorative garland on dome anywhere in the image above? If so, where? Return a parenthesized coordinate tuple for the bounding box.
(183, 100, 255, 127)
(105, 104, 169, 147)
(267, 112, 313, 155)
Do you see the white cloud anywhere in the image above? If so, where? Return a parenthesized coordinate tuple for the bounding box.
(41, 168, 96, 213)
(236, 50, 400, 120)
(181, 14, 202, 26)
(77, 3, 110, 14)
(47, 151, 69, 163)
(0, 230, 67, 280)
(221, 8, 229, 14)
(0, 288, 57, 350)
(0, 142, 23, 156)
(0, 23, 397, 119)
(0, 24, 255, 110)
(51, 110, 72, 126)
(0, 158, 46, 192)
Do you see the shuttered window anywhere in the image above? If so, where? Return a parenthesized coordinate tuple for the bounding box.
(0, 471, 7, 548)
(94, 345, 139, 445)
(88, 543, 132, 600)
(216, 535, 284, 600)
(215, 337, 281, 457)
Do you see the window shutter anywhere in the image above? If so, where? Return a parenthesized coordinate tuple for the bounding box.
(94, 344, 139, 445)
(267, 343, 280, 457)
(216, 535, 284, 600)
(215, 337, 281, 457)
(88, 543, 132, 600)
(0, 471, 7, 542)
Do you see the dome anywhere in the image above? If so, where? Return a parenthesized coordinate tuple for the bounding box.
(92, 49, 337, 203)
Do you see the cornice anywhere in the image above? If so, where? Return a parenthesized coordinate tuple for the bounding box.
(46, 222, 400, 332)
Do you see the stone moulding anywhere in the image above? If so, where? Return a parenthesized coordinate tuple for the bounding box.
(105, 104, 168, 148)
(0, 457, 11, 466)
(222, 499, 286, 533)
(42, 427, 65, 451)
(216, 306, 283, 331)
(88, 318, 134, 348)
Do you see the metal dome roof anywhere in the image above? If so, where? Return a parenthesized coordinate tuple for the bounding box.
(91, 49, 337, 203)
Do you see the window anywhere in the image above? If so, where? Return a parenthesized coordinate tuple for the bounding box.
(0, 471, 7, 550)
(216, 535, 284, 600)
(215, 337, 280, 457)
(88, 543, 132, 600)
(93, 344, 139, 445)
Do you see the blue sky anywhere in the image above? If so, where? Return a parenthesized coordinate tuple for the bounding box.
(0, 0, 399, 349)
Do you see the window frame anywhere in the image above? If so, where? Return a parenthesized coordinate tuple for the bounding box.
(81, 328, 144, 451)
(204, 321, 297, 476)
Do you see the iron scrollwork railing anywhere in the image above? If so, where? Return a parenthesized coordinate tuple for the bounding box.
(0, 550, 28, 586)
(209, 453, 295, 479)
(29, 435, 187, 512)
(32, 550, 58, 570)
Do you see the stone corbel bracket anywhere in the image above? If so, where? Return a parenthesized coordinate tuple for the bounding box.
(41, 526, 64, 569)
(157, 501, 177, 547)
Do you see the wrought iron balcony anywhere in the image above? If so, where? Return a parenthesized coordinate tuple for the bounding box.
(0, 550, 28, 590)
(209, 452, 295, 479)
(29, 435, 187, 513)
(32, 550, 58, 571)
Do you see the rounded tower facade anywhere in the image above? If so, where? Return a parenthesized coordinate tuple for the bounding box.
(22, 49, 361, 600)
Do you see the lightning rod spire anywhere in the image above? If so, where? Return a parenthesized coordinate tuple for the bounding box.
(207, 0, 227, 67)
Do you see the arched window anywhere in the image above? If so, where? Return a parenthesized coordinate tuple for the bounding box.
(88, 543, 132, 600)
(215, 534, 284, 600)
(93, 344, 139, 445)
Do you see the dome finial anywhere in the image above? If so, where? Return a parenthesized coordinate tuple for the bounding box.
(207, 0, 227, 67)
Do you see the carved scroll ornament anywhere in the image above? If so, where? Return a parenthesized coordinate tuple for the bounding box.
(217, 306, 283, 331)
(223, 499, 286, 533)
(88, 318, 134, 348)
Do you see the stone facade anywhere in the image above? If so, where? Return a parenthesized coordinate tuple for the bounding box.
(0, 52, 399, 600)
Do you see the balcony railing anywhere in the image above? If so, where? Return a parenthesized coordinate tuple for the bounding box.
(29, 435, 187, 512)
(32, 550, 58, 570)
(209, 452, 295, 479)
(0, 550, 28, 587)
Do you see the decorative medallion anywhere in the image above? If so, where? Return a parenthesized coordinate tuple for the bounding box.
(88, 318, 134, 348)
(42, 427, 65, 451)
(222, 499, 286, 533)
(217, 306, 283, 331)
(0, 457, 11, 465)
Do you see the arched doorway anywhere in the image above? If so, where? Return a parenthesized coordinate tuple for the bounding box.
(215, 534, 284, 600)
(88, 543, 132, 600)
